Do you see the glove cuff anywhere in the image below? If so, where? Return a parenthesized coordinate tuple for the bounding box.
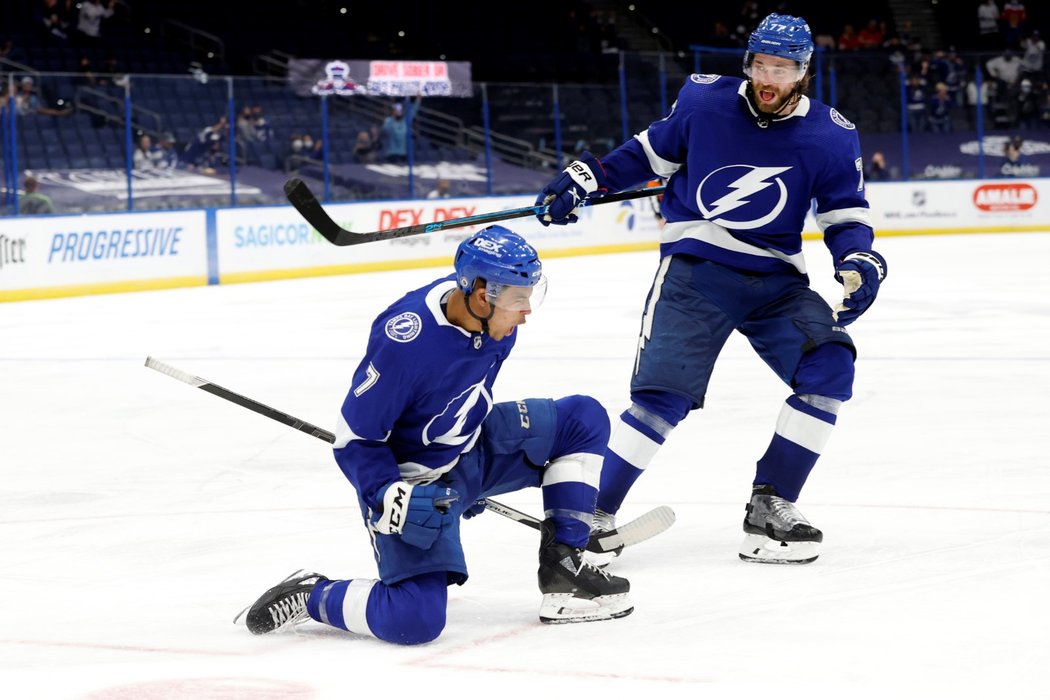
(842, 250, 887, 281)
(563, 153, 605, 194)
(375, 481, 413, 534)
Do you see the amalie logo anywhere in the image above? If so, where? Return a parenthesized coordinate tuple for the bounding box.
(972, 183, 1038, 212)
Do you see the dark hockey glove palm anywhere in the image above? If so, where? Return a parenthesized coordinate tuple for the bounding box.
(372, 481, 459, 550)
(535, 151, 608, 226)
(462, 498, 487, 519)
(833, 250, 887, 325)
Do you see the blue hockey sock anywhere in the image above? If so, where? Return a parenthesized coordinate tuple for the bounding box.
(307, 573, 447, 645)
(544, 395, 607, 547)
(597, 396, 684, 513)
(754, 395, 838, 501)
(542, 452, 601, 548)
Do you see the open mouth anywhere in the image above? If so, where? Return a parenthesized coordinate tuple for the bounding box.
(758, 89, 777, 103)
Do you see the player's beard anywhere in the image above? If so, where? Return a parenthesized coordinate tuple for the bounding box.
(751, 81, 799, 116)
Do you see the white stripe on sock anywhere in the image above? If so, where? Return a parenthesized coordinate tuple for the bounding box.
(542, 452, 602, 488)
(342, 578, 378, 637)
(775, 400, 835, 454)
(607, 419, 662, 470)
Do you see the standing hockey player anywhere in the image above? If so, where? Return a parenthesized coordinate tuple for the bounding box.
(241, 226, 631, 643)
(534, 14, 887, 564)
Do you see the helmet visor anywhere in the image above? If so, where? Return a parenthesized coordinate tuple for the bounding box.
(744, 53, 808, 84)
(486, 275, 547, 312)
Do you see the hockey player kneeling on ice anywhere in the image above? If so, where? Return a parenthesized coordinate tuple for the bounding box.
(535, 13, 888, 565)
(239, 227, 631, 643)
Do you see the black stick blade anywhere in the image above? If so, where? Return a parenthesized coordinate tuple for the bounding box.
(284, 178, 345, 244)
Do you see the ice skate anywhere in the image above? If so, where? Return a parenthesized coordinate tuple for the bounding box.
(583, 507, 621, 567)
(236, 569, 327, 634)
(537, 520, 633, 623)
(738, 485, 822, 564)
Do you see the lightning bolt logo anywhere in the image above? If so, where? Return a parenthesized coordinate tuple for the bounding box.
(697, 165, 792, 229)
(422, 379, 493, 447)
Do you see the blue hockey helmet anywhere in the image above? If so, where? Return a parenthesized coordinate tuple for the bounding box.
(454, 226, 546, 310)
(744, 13, 814, 82)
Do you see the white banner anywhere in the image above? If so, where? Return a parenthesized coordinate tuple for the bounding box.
(215, 194, 663, 281)
(0, 211, 208, 300)
(803, 178, 1050, 234)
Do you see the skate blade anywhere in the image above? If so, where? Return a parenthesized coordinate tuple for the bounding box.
(738, 533, 820, 564)
(538, 593, 633, 624)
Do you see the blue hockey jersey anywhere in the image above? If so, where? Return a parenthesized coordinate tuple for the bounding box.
(600, 75, 875, 274)
(333, 274, 514, 509)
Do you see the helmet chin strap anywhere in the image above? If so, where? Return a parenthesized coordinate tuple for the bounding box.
(465, 292, 495, 336)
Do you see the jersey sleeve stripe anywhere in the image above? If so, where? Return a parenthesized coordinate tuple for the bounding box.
(636, 130, 682, 178)
(815, 206, 873, 232)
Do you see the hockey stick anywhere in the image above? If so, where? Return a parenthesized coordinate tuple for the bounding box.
(145, 356, 674, 552)
(284, 177, 666, 246)
(484, 500, 675, 555)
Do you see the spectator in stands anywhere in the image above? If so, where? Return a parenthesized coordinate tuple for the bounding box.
(182, 116, 227, 171)
(302, 134, 323, 160)
(236, 106, 256, 143)
(76, 56, 97, 87)
(14, 78, 43, 116)
(1001, 1, 1026, 49)
(427, 178, 452, 199)
(906, 74, 929, 133)
(284, 134, 322, 173)
(986, 48, 1023, 97)
(837, 24, 860, 52)
(977, 0, 1002, 50)
(251, 105, 274, 143)
(39, 0, 73, 43)
(1020, 30, 1044, 81)
(133, 134, 155, 170)
(14, 77, 70, 117)
(75, 0, 116, 46)
(856, 20, 884, 51)
(966, 70, 992, 124)
(895, 19, 919, 52)
(380, 96, 420, 164)
(21, 176, 55, 215)
(928, 82, 954, 133)
(1015, 78, 1040, 129)
(352, 128, 378, 164)
(865, 152, 891, 182)
(154, 133, 179, 170)
(937, 49, 967, 110)
(1001, 134, 1029, 176)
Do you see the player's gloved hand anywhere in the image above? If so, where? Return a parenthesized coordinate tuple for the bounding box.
(372, 481, 460, 550)
(534, 151, 608, 226)
(462, 498, 487, 519)
(833, 250, 887, 325)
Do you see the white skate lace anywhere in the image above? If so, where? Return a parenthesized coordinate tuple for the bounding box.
(576, 551, 613, 580)
(769, 496, 808, 527)
(268, 592, 309, 629)
(592, 508, 615, 534)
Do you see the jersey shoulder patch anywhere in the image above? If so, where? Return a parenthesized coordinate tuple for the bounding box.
(689, 73, 721, 85)
(829, 108, 856, 130)
(384, 312, 423, 342)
